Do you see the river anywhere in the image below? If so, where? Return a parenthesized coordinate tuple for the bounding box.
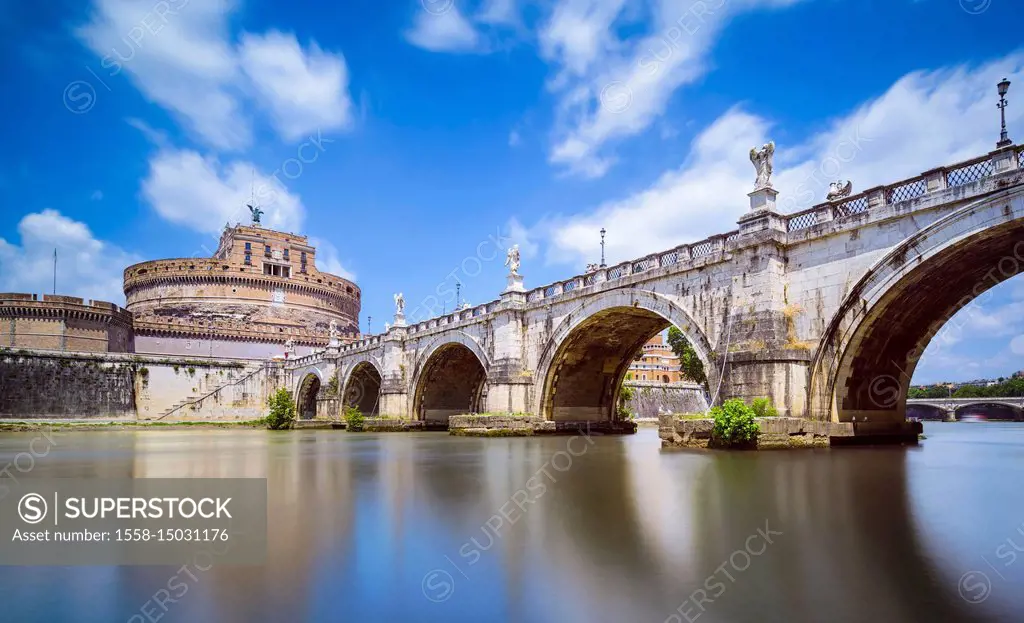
(0, 422, 1022, 622)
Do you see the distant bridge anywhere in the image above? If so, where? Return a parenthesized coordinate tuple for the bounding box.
(283, 144, 1024, 429)
(906, 397, 1024, 419)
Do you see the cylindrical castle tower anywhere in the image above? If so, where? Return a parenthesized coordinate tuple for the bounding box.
(123, 224, 360, 359)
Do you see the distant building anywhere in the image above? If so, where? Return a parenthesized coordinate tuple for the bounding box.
(628, 333, 686, 383)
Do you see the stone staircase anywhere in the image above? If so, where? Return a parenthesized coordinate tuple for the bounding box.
(154, 363, 264, 420)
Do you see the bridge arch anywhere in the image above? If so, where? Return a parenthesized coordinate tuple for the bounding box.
(295, 368, 324, 420)
(411, 332, 490, 426)
(534, 288, 716, 421)
(340, 355, 383, 416)
(809, 187, 1024, 423)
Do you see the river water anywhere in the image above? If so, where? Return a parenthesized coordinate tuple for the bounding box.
(0, 422, 1022, 622)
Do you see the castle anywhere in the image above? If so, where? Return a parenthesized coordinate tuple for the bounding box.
(1, 223, 361, 360)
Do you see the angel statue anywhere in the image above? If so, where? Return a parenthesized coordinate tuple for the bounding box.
(394, 292, 405, 315)
(329, 319, 339, 339)
(749, 141, 776, 190)
(247, 203, 264, 225)
(826, 180, 853, 201)
(505, 245, 521, 276)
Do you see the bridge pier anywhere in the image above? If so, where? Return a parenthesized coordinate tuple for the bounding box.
(719, 354, 810, 418)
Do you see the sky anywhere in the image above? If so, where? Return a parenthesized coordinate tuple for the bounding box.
(0, 0, 1022, 384)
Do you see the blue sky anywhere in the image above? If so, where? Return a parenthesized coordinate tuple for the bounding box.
(1, 0, 1022, 383)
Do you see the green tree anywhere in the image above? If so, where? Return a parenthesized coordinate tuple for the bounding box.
(666, 326, 707, 386)
(266, 388, 296, 430)
(953, 384, 987, 398)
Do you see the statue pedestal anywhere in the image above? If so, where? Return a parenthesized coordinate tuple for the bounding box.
(328, 337, 340, 348)
(747, 187, 778, 212)
(393, 312, 406, 327)
(504, 273, 525, 293)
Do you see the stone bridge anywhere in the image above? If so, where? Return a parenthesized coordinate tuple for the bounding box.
(907, 397, 1024, 419)
(285, 144, 1024, 429)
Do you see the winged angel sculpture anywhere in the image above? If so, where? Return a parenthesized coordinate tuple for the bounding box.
(749, 142, 775, 190)
(826, 180, 853, 201)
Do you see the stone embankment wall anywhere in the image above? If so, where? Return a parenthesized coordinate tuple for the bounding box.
(0, 350, 135, 419)
(623, 381, 709, 417)
(138, 361, 277, 421)
(0, 348, 284, 421)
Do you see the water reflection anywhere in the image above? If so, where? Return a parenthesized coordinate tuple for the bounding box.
(0, 424, 1020, 622)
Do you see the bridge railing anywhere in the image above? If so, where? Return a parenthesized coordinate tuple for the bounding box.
(787, 147, 1020, 233)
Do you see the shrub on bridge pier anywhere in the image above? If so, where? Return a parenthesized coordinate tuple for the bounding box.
(344, 405, 364, 431)
(709, 399, 760, 449)
(266, 389, 296, 430)
(750, 397, 778, 418)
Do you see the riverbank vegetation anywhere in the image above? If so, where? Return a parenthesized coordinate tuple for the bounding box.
(266, 389, 296, 430)
(344, 405, 364, 431)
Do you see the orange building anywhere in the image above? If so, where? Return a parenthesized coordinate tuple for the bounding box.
(628, 333, 686, 383)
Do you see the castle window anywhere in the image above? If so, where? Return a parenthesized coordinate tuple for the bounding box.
(264, 245, 272, 258)
(283, 249, 289, 260)
(244, 242, 251, 250)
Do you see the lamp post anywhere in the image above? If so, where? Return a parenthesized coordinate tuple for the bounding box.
(997, 78, 1012, 148)
(600, 228, 606, 268)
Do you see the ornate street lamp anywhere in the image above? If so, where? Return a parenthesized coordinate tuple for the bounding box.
(997, 78, 1012, 148)
(600, 228, 606, 268)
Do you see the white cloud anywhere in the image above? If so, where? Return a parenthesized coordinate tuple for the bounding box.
(141, 148, 305, 235)
(543, 0, 805, 177)
(539, 0, 627, 79)
(505, 217, 539, 260)
(0, 210, 141, 304)
(308, 237, 356, 281)
(238, 31, 354, 141)
(78, 0, 249, 150)
(78, 1, 355, 149)
(543, 106, 767, 266)
(477, 0, 519, 25)
(540, 52, 1024, 267)
(125, 117, 169, 146)
(405, 5, 482, 53)
(508, 129, 522, 146)
(1012, 335, 1024, 356)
